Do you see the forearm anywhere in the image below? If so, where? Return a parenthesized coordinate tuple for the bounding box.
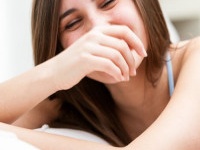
(0, 60, 56, 123)
(0, 122, 118, 150)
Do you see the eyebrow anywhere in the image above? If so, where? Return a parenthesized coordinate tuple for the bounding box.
(60, 0, 96, 21)
(60, 8, 77, 20)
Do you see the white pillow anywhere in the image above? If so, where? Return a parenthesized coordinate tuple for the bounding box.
(36, 124, 109, 144)
(0, 129, 38, 150)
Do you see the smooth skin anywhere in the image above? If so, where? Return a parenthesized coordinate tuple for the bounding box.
(1, 0, 200, 149)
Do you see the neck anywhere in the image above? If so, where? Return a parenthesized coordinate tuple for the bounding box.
(106, 63, 147, 109)
(105, 64, 170, 139)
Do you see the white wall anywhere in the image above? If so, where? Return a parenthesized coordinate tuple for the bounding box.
(160, 0, 200, 40)
(0, 0, 33, 82)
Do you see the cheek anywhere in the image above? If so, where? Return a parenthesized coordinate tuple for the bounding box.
(111, 4, 147, 48)
(139, 25, 148, 50)
(113, 12, 148, 49)
(60, 31, 84, 48)
(134, 18, 148, 50)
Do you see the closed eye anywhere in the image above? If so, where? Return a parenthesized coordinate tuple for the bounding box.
(99, 0, 117, 9)
(65, 17, 83, 31)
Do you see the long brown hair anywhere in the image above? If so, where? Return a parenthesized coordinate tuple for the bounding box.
(32, 0, 170, 147)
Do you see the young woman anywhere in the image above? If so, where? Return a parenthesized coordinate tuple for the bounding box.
(1, 0, 200, 149)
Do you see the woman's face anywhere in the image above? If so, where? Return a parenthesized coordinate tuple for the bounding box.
(59, 0, 147, 49)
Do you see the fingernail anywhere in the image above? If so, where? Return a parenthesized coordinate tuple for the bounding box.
(121, 76, 125, 81)
(131, 69, 137, 76)
(143, 48, 147, 57)
(130, 70, 135, 76)
(134, 69, 137, 76)
(126, 76, 130, 81)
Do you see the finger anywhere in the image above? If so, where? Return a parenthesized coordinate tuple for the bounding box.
(88, 44, 130, 80)
(86, 55, 125, 82)
(87, 72, 121, 84)
(96, 34, 136, 76)
(96, 25, 147, 57)
(131, 50, 144, 69)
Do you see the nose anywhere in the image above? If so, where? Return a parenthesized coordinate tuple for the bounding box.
(85, 11, 111, 31)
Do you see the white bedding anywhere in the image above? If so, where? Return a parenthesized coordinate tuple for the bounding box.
(0, 125, 108, 150)
(0, 129, 38, 150)
(36, 124, 109, 144)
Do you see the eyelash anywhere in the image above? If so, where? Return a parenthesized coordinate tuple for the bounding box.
(100, 0, 116, 9)
(65, 17, 82, 30)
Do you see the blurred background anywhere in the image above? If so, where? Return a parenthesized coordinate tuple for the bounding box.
(0, 0, 33, 82)
(0, 0, 200, 82)
(160, 0, 200, 40)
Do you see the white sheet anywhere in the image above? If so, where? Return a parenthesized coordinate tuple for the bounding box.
(0, 129, 38, 150)
(36, 124, 109, 144)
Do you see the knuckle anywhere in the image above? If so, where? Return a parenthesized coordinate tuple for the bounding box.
(124, 65, 129, 73)
(119, 40, 129, 50)
(82, 42, 92, 52)
(86, 30, 100, 41)
(79, 53, 93, 71)
(121, 25, 130, 32)
(111, 51, 121, 61)
(79, 52, 89, 61)
(104, 60, 113, 70)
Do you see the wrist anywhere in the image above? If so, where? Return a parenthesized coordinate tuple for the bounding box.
(34, 60, 58, 96)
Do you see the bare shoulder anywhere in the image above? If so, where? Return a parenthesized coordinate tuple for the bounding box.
(179, 37, 200, 73)
(170, 36, 200, 55)
(182, 36, 200, 57)
(169, 37, 200, 80)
